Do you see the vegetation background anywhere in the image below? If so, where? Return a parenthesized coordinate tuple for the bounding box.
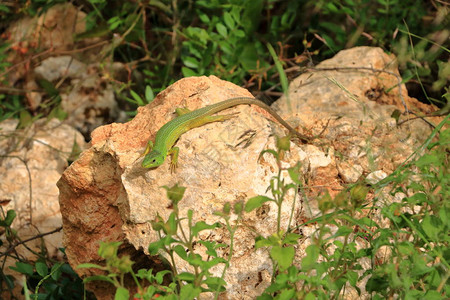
(0, 0, 448, 299)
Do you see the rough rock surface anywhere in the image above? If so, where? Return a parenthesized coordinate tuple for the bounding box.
(3, 3, 88, 86)
(35, 55, 124, 134)
(59, 76, 310, 299)
(58, 47, 439, 299)
(274, 46, 440, 200)
(2, 3, 126, 135)
(0, 119, 86, 288)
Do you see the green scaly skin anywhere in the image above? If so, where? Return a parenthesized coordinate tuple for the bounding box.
(142, 97, 310, 170)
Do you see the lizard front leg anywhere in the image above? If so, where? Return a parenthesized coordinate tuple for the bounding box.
(142, 140, 154, 157)
(168, 146, 180, 173)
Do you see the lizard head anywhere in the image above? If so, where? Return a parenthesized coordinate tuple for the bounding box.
(142, 150, 166, 168)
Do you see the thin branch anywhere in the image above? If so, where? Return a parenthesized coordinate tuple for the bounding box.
(0, 226, 63, 258)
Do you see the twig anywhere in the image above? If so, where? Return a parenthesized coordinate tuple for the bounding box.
(0, 226, 63, 258)
(0, 155, 34, 224)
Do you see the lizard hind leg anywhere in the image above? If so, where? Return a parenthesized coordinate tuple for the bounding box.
(175, 107, 191, 116)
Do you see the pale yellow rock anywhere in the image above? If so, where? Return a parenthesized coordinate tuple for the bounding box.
(0, 118, 86, 298)
(58, 47, 440, 300)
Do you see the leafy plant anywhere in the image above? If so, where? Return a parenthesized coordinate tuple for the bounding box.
(78, 183, 244, 299)
(365, 116, 449, 298)
(247, 118, 449, 298)
(0, 208, 90, 299)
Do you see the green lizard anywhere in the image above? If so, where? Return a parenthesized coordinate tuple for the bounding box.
(142, 97, 310, 170)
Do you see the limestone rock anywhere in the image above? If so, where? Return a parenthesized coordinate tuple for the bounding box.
(58, 47, 439, 299)
(2, 3, 124, 135)
(366, 170, 388, 185)
(34, 56, 87, 82)
(58, 75, 318, 299)
(274, 46, 440, 197)
(337, 161, 364, 183)
(3, 3, 88, 86)
(0, 118, 86, 288)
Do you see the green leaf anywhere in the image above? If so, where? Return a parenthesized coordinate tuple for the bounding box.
(48, 104, 68, 121)
(278, 288, 296, 300)
(17, 110, 33, 129)
(415, 154, 439, 168)
(325, 3, 338, 13)
(239, 44, 262, 71)
(3, 274, 14, 290)
(162, 184, 186, 204)
(179, 284, 201, 299)
(234, 201, 243, 215)
(198, 11, 210, 23)
(301, 244, 319, 271)
(397, 241, 414, 255)
(439, 206, 449, 228)
(391, 109, 401, 124)
(245, 196, 272, 212)
(421, 215, 443, 241)
(191, 221, 220, 237)
(176, 272, 195, 282)
(218, 40, 232, 55)
(37, 79, 59, 97)
(270, 246, 295, 271)
(183, 56, 200, 69)
(10, 262, 34, 276)
(346, 270, 358, 287)
(0, 209, 16, 227)
(287, 163, 302, 185)
(406, 193, 427, 204)
(166, 212, 177, 234)
(35, 262, 48, 277)
(267, 43, 289, 98)
(145, 85, 154, 103)
(366, 273, 389, 293)
(155, 270, 171, 284)
(333, 225, 353, 237)
(50, 263, 63, 281)
(198, 240, 219, 257)
(283, 233, 301, 245)
(242, 0, 263, 34)
(98, 241, 121, 259)
(216, 23, 228, 38)
(202, 257, 227, 269)
(258, 149, 279, 161)
(257, 293, 273, 300)
(223, 12, 235, 29)
(305, 293, 316, 300)
(130, 90, 145, 106)
(114, 287, 129, 300)
(234, 29, 245, 37)
(0, 5, 11, 13)
(276, 135, 291, 151)
(411, 253, 432, 276)
(68, 138, 82, 164)
(182, 67, 197, 77)
(173, 245, 188, 260)
(255, 236, 276, 249)
(424, 290, 445, 300)
(203, 276, 227, 291)
(148, 239, 164, 255)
